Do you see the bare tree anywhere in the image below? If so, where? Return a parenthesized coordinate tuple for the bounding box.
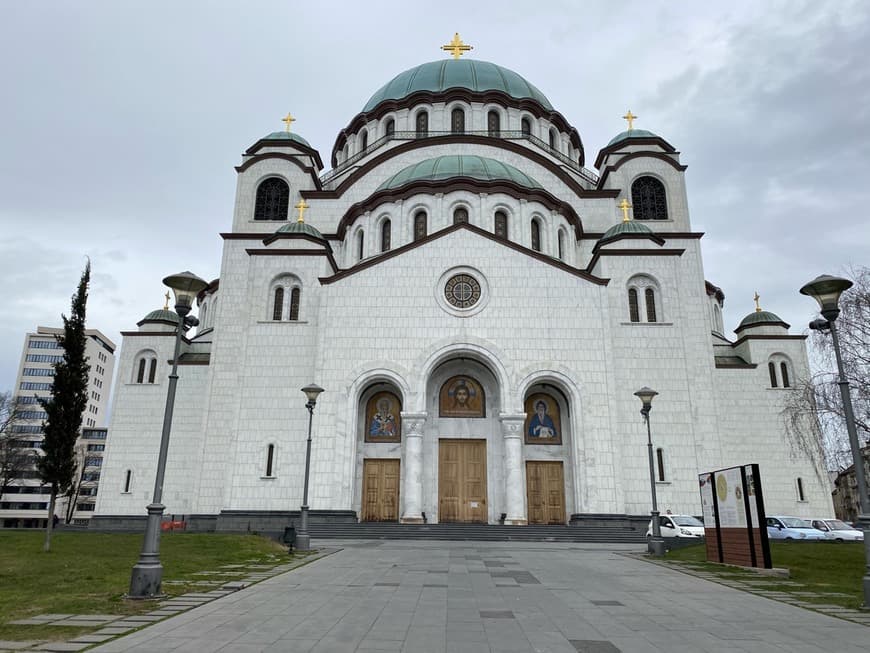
(784, 266, 869, 472)
(0, 391, 33, 493)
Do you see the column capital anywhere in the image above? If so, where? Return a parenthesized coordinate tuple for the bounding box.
(401, 411, 427, 437)
(499, 413, 526, 439)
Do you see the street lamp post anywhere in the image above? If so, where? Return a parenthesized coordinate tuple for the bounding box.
(800, 274, 870, 608)
(128, 271, 208, 599)
(295, 384, 324, 552)
(635, 386, 665, 557)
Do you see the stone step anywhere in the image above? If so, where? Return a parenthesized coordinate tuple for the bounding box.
(304, 523, 646, 543)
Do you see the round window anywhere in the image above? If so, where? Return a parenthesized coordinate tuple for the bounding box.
(444, 274, 481, 309)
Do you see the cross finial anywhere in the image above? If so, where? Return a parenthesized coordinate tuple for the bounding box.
(295, 198, 309, 223)
(623, 110, 638, 131)
(441, 32, 473, 59)
(754, 291, 761, 313)
(281, 112, 296, 133)
(618, 198, 632, 222)
(163, 291, 170, 310)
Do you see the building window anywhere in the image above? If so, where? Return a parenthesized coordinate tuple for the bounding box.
(253, 178, 290, 221)
(656, 447, 665, 481)
(414, 211, 427, 240)
(781, 362, 790, 388)
(136, 359, 146, 384)
(557, 230, 565, 260)
(123, 470, 132, 493)
(628, 289, 640, 323)
(530, 220, 542, 252)
(289, 288, 300, 321)
(359, 129, 368, 151)
(272, 287, 284, 320)
(381, 219, 391, 252)
(147, 359, 157, 384)
(796, 477, 805, 501)
(645, 288, 657, 322)
(487, 111, 500, 136)
(134, 351, 158, 384)
(768, 362, 778, 388)
(451, 107, 465, 134)
(385, 118, 395, 136)
(357, 231, 365, 261)
(521, 117, 531, 136)
(549, 128, 557, 149)
(494, 211, 508, 239)
(631, 176, 668, 220)
(453, 207, 468, 225)
(415, 111, 428, 137)
(265, 444, 275, 477)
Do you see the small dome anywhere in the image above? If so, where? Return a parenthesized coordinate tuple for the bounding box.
(363, 59, 553, 112)
(607, 129, 659, 146)
(260, 131, 312, 148)
(599, 220, 653, 244)
(140, 309, 180, 324)
(738, 310, 788, 329)
(378, 155, 542, 191)
(276, 222, 324, 239)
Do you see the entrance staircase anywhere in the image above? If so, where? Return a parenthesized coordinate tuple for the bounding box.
(307, 522, 645, 543)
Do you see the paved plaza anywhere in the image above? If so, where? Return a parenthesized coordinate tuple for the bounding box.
(86, 540, 869, 653)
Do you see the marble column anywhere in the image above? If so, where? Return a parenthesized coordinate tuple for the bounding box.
(400, 412, 427, 523)
(500, 413, 527, 525)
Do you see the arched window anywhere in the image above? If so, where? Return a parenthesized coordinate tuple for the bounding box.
(272, 287, 284, 321)
(359, 129, 368, 151)
(628, 288, 640, 323)
(134, 351, 157, 384)
(357, 230, 365, 261)
(557, 230, 565, 260)
(487, 111, 500, 136)
(123, 470, 132, 493)
(631, 176, 668, 220)
(549, 128, 557, 149)
(136, 359, 146, 384)
(414, 211, 427, 241)
(494, 211, 508, 239)
(381, 219, 391, 252)
(521, 117, 532, 136)
(385, 118, 395, 136)
(530, 220, 542, 252)
(768, 362, 778, 388)
(645, 288, 657, 322)
(415, 111, 428, 137)
(451, 107, 465, 134)
(265, 444, 275, 477)
(147, 359, 157, 384)
(254, 178, 290, 221)
(781, 362, 790, 388)
(289, 288, 300, 321)
(453, 207, 468, 224)
(656, 447, 666, 481)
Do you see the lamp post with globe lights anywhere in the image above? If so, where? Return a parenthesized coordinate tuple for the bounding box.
(635, 386, 665, 557)
(129, 271, 208, 599)
(295, 384, 324, 552)
(800, 274, 869, 608)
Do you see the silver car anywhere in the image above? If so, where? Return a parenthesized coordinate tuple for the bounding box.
(809, 518, 864, 542)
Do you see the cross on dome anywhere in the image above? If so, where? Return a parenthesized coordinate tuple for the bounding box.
(754, 291, 762, 312)
(441, 32, 473, 59)
(618, 198, 632, 222)
(623, 110, 638, 131)
(281, 112, 296, 133)
(295, 199, 309, 223)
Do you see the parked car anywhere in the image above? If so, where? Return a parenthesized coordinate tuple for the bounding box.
(646, 514, 705, 538)
(809, 518, 864, 542)
(765, 516, 827, 540)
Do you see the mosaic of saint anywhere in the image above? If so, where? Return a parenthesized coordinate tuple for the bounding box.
(365, 391, 401, 443)
(439, 376, 485, 418)
(524, 394, 561, 445)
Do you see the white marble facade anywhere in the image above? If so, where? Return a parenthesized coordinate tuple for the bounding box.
(95, 56, 833, 527)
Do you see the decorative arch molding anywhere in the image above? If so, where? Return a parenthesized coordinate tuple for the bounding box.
(514, 367, 584, 415)
(595, 151, 688, 188)
(235, 152, 323, 187)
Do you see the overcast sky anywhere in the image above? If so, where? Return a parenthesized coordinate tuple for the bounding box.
(1, 1, 867, 393)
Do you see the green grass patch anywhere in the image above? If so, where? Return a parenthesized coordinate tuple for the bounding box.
(0, 531, 289, 641)
(664, 541, 866, 609)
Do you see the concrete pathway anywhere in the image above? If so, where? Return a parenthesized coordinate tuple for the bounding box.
(89, 540, 869, 653)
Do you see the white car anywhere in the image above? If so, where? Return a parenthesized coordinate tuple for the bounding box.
(646, 514, 705, 538)
(809, 518, 864, 542)
(766, 516, 827, 540)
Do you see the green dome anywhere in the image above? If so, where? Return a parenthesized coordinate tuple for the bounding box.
(141, 309, 180, 324)
(276, 221, 324, 239)
(261, 131, 312, 148)
(599, 220, 654, 242)
(363, 59, 553, 112)
(738, 310, 788, 329)
(607, 129, 659, 146)
(378, 155, 542, 191)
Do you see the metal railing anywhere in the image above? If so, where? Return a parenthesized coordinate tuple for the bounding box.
(319, 131, 599, 187)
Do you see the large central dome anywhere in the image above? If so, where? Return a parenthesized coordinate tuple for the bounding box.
(378, 155, 542, 191)
(363, 59, 554, 113)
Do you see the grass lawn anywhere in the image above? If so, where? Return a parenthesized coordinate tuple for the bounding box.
(665, 541, 867, 609)
(0, 530, 289, 642)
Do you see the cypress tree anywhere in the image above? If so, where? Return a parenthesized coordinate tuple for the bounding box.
(38, 261, 90, 552)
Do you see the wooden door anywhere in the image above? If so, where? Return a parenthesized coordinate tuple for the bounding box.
(361, 459, 400, 522)
(526, 461, 565, 524)
(438, 440, 487, 523)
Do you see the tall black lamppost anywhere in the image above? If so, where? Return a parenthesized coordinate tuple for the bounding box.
(129, 271, 208, 599)
(295, 384, 324, 551)
(635, 386, 665, 556)
(800, 274, 869, 607)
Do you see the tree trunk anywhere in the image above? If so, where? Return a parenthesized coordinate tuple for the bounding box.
(43, 486, 57, 552)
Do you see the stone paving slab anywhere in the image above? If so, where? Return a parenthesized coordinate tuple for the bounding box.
(0, 642, 46, 651)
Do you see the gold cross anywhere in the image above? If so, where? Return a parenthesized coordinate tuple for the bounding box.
(623, 110, 638, 131)
(618, 198, 632, 222)
(281, 112, 296, 133)
(163, 291, 170, 310)
(441, 32, 473, 59)
(754, 291, 761, 313)
(295, 198, 309, 223)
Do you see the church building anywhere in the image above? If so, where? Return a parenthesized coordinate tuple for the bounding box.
(93, 36, 832, 531)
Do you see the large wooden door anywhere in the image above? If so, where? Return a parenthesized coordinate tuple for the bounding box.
(438, 439, 487, 523)
(361, 459, 400, 522)
(526, 461, 565, 524)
